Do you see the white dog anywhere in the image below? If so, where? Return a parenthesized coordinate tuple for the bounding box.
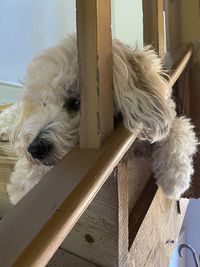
(0, 35, 198, 204)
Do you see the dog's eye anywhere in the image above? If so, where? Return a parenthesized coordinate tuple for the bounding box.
(64, 97, 80, 112)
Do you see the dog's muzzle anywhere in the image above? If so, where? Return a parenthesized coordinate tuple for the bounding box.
(28, 137, 53, 160)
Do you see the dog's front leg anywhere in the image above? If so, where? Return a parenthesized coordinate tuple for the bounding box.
(152, 117, 198, 199)
(0, 103, 20, 141)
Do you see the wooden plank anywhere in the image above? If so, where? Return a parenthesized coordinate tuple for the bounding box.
(57, 143, 153, 267)
(129, 176, 157, 248)
(0, 136, 134, 265)
(47, 248, 98, 267)
(61, 162, 129, 267)
(127, 142, 152, 213)
(157, 0, 165, 58)
(117, 162, 129, 266)
(142, 0, 165, 57)
(168, 46, 193, 88)
(57, 142, 150, 266)
(128, 189, 189, 266)
(76, 0, 113, 148)
(0, 123, 140, 267)
(61, 171, 119, 266)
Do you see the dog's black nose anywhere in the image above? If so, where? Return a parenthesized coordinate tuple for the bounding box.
(28, 138, 53, 160)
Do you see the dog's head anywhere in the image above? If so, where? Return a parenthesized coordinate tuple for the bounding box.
(11, 36, 80, 166)
(11, 35, 174, 166)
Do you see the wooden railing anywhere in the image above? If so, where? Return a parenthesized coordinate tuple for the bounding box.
(0, 46, 193, 267)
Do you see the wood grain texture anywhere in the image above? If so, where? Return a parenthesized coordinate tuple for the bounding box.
(61, 171, 120, 266)
(142, 0, 165, 57)
(168, 46, 193, 88)
(76, 0, 113, 148)
(117, 162, 129, 266)
(128, 189, 189, 267)
(0, 124, 140, 267)
(157, 0, 165, 58)
(47, 248, 98, 267)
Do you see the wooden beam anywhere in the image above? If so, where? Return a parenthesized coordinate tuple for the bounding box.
(128, 189, 189, 266)
(168, 46, 193, 88)
(117, 162, 129, 266)
(129, 175, 157, 248)
(157, 0, 165, 58)
(142, 0, 165, 57)
(76, 0, 113, 148)
(0, 124, 141, 267)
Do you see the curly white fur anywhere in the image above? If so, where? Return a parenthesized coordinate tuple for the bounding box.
(0, 34, 198, 204)
(152, 117, 198, 199)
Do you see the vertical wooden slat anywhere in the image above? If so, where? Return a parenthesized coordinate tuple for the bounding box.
(76, 0, 113, 148)
(143, 0, 165, 57)
(117, 162, 129, 266)
(157, 0, 165, 57)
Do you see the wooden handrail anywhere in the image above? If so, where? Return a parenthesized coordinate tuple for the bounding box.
(77, 0, 113, 148)
(168, 46, 193, 87)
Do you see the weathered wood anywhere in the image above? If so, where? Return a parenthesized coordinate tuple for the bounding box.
(129, 176, 157, 248)
(61, 165, 128, 267)
(168, 46, 193, 88)
(127, 142, 152, 213)
(157, 0, 165, 58)
(0, 140, 150, 266)
(142, 0, 165, 57)
(0, 123, 140, 267)
(61, 172, 119, 266)
(128, 189, 189, 267)
(47, 248, 98, 267)
(117, 162, 129, 266)
(77, 0, 113, 148)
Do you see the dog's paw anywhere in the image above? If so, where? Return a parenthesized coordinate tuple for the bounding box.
(156, 174, 191, 200)
(159, 185, 183, 200)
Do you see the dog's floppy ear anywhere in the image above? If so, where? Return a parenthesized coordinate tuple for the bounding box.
(112, 41, 174, 143)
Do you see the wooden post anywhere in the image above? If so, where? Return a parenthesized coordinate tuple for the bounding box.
(73, 1, 129, 265)
(76, 0, 113, 148)
(143, 0, 165, 58)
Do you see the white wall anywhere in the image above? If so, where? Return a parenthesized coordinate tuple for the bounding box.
(168, 199, 200, 267)
(182, 200, 200, 267)
(0, 0, 76, 84)
(112, 0, 143, 47)
(0, 0, 143, 85)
